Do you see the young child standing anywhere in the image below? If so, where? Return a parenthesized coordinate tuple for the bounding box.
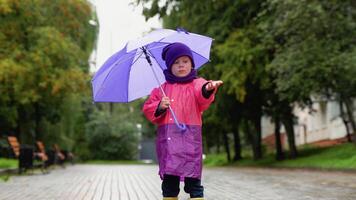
(143, 42, 223, 200)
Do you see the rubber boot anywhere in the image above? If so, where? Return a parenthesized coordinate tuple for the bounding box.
(163, 197, 178, 200)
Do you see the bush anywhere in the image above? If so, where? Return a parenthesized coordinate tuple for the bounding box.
(85, 109, 139, 160)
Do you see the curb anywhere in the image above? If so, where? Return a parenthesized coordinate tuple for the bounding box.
(211, 165, 356, 174)
(0, 168, 18, 176)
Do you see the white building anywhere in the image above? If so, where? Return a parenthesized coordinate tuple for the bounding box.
(262, 100, 354, 147)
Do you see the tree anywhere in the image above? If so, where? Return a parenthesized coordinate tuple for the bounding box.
(0, 0, 97, 148)
(136, 0, 356, 159)
(137, 0, 270, 160)
(260, 0, 356, 143)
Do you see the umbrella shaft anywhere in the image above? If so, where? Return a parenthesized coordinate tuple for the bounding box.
(142, 46, 186, 131)
(142, 46, 167, 97)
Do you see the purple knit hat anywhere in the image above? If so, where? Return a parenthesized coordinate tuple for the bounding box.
(161, 42, 195, 71)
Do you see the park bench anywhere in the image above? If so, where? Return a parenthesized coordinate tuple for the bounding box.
(54, 144, 75, 165)
(53, 144, 66, 167)
(63, 150, 75, 165)
(7, 136, 48, 174)
(36, 141, 56, 167)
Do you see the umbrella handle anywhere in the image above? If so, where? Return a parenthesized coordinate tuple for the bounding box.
(168, 106, 187, 131)
(142, 46, 187, 131)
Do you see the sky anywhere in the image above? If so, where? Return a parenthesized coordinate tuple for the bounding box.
(90, 0, 162, 72)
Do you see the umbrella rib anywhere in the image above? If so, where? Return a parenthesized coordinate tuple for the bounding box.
(93, 51, 142, 101)
(145, 48, 165, 85)
(93, 30, 213, 104)
(125, 51, 144, 101)
(145, 41, 170, 51)
(146, 49, 157, 60)
(130, 50, 144, 66)
(92, 51, 136, 81)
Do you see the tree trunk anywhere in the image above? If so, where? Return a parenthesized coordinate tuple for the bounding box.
(222, 132, 231, 162)
(244, 118, 261, 160)
(216, 133, 221, 154)
(110, 103, 114, 115)
(243, 120, 255, 158)
(252, 116, 262, 160)
(34, 103, 41, 140)
(274, 116, 284, 160)
(344, 98, 356, 144)
(233, 126, 242, 161)
(16, 105, 30, 143)
(339, 101, 352, 142)
(282, 112, 298, 158)
(15, 117, 21, 140)
(203, 134, 210, 154)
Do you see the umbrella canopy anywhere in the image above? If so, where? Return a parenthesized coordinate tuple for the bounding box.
(92, 28, 213, 103)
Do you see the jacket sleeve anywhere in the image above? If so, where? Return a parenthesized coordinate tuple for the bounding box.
(194, 78, 216, 112)
(142, 88, 166, 124)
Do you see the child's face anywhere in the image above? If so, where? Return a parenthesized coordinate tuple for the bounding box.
(171, 56, 192, 77)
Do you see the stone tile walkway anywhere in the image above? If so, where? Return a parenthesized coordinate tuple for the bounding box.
(0, 164, 356, 200)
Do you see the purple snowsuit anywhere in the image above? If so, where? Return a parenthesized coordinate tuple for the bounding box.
(142, 78, 215, 180)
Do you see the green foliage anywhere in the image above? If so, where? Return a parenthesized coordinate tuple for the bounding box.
(84, 104, 142, 160)
(136, 0, 356, 160)
(216, 27, 269, 102)
(0, 1, 154, 162)
(0, 0, 97, 149)
(260, 0, 356, 103)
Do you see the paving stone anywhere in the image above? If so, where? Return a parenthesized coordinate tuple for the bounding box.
(0, 165, 355, 200)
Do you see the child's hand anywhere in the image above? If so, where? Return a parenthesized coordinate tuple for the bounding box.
(159, 96, 170, 110)
(205, 80, 223, 91)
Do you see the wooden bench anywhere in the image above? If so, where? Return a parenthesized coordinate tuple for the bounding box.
(36, 141, 54, 167)
(7, 136, 20, 158)
(7, 136, 48, 174)
(53, 144, 66, 166)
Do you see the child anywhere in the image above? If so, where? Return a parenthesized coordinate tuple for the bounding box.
(142, 42, 223, 200)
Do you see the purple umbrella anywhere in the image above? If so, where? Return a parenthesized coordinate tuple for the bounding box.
(92, 28, 213, 129)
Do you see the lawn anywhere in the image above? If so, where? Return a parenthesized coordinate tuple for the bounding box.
(204, 143, 356, 170)
(0, 158, 17, 182)
(0, 158, 17, 169)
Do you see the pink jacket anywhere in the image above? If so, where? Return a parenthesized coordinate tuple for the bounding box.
(143, 78, 215, 180)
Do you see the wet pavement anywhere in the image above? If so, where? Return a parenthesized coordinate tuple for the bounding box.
(0, 164, 355, 200)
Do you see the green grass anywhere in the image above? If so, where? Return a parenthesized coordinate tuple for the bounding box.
(203, 153, 228, 166)
(0, 158, 16, 182)
(204, 143, 356, 170)
(0, 158, 18, 169)
(0, 175, 10, 182)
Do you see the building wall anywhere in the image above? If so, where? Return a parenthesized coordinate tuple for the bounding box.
(262, 100, 354, 146)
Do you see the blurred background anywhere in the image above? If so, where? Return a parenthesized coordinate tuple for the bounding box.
(0, 0, 355, 169)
